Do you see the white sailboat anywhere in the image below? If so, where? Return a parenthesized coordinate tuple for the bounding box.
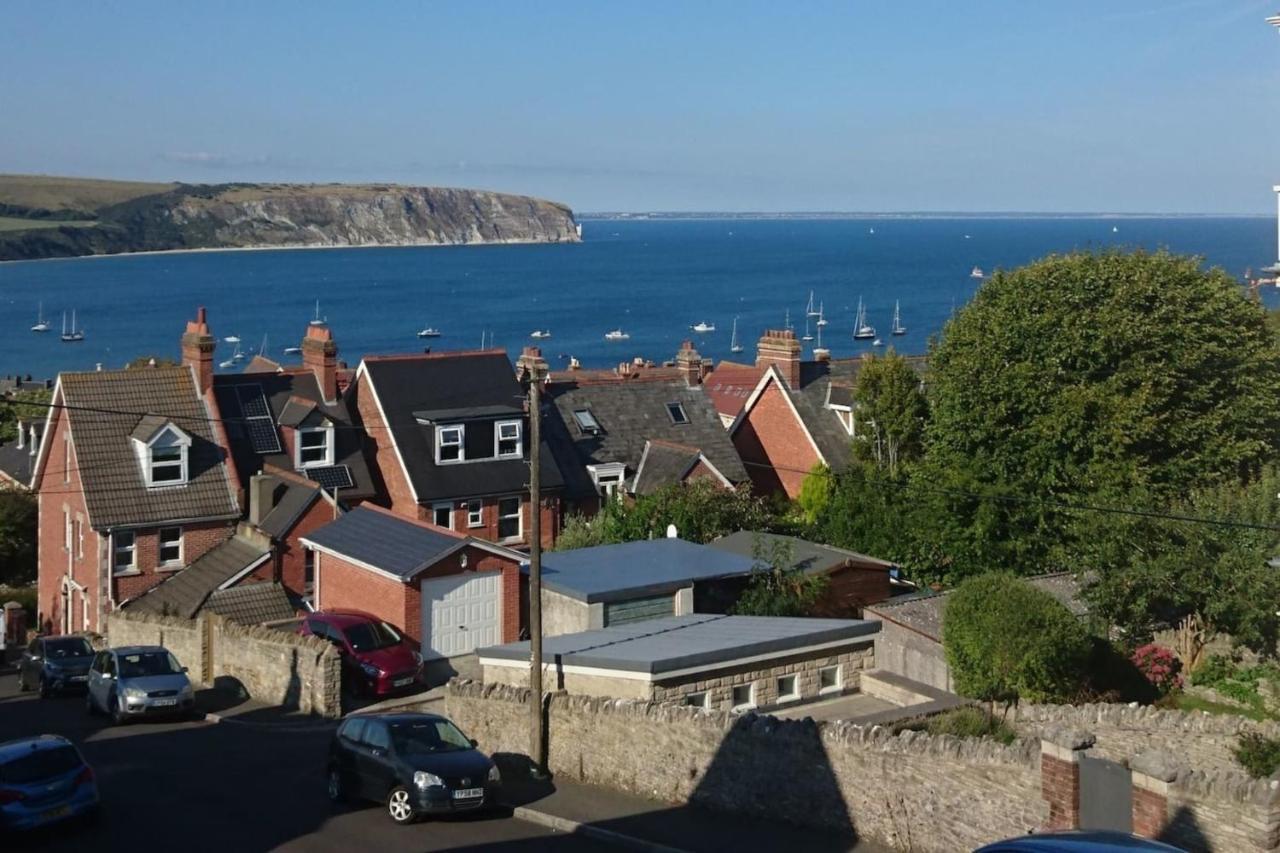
(853, 298, 876, 340)
(813, 312, 829, 360)
(224, 334, 241, 344)
(219, 355, 237, 369)
(891, 300, 906, 336)
(310, 300, 326, 326)
(60, 310, 84, 343)
(31, 302, 50, 333)
(970, 266, 985, 279)
(730, 317, 744, 354)
(816, 301, 828, 327)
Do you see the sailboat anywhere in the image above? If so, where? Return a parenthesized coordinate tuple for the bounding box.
(31, 302, 50, 333)
(853, 298, 876, 340)
(970, 266, 985, 279)
(530, 330, 552, 339)
(224, 334, 241, 344)
(60, 310, 84, 343)
(231, 342, 246, 363)
(309, 300, 326, 326)
(812, 312, 829, 360)
(730, 317, 744, 354)
(816, 301, 828, 327)
(891, 301, 907, 336)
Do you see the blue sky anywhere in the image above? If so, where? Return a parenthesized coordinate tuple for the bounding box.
(2, 1, 1279, 213)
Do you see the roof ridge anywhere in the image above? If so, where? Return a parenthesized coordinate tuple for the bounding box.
(358, 503, 467, 541)
(363, 349, 508, 364)
(645, 438, 701, 454)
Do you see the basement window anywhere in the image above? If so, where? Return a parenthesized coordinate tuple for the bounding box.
(684, 691, 710, 710)
(665, 402, 689, 425)
(819, 666, 842, 695)
(776, 674, 799, 703)
(731, 683, 756, 712)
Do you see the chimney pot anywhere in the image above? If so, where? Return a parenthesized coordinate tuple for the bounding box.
(301, 324, 339, 403)
(755, 328, 803, 388)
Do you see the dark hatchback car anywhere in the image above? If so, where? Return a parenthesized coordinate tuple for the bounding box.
(299, 611, 422, 697)
(17, 636, 96, 698)
(327, 712, 500, 824)
(0, 735, 99, 831)
(975, 831, 1186, 852)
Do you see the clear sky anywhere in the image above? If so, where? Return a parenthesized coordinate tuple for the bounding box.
(2, 1, 1279, 213)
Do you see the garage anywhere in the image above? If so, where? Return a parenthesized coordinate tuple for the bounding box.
(421, 570, 503, 659)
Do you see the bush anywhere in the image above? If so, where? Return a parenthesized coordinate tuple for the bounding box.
(943, 573, 1091, 708)
(1192, 655, 1236, 688)
(1077, 637, 1159, 704)
(1131, 644, 1183, 695)
(892, 707, 1017, 745)
(0, 584, 36, 618)
(1234, 732, 1280, 779)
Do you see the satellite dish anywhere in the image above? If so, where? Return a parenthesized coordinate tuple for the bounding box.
(666, 524, 678, 539)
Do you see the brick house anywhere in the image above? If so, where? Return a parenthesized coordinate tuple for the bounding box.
(300, 504, 525, 658)
(545, 341, 747, 513)
(33, 316, 241, 633)
(346, 349, 565, 549)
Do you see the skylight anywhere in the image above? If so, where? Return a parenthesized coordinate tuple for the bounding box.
(573, 409, 602, 434)
(666, 402, 689, 425)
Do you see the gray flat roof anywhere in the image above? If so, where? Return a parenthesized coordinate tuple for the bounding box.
(533, 538, 760, 604)
(709, 531, 894, 574)
(478, 614, 879, 676)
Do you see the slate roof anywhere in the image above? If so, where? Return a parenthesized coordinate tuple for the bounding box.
(355, 353, 565, 503)
(546, 378, 747, 497)
(701, 362, 763, 420)
(55, 367, 240, 529)
(213, 370, 375, 501)
(632, 440, 706, 496)
(478, 614, 879, 675)
(302, 505, 510, 579)
(204, 582, 298, 625)
(536, 538, 759, 603)
(125, 535, 271, 618)
(0, 423, 41, 488)
(256, 477, 325, 540)
(709, 531, 895, 574)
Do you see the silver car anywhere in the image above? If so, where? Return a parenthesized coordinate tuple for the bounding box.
(85, 646, 196, 724)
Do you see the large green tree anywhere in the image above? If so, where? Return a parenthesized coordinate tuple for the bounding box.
(0, 388, 51, 442)
(918, 250, 1280, 580)
(0, 490, 38, 586)
(850, 349, 927, 474)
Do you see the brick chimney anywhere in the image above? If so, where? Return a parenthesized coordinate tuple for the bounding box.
(181, 306, 216, 395)
(516, 346, 549, 384)
(301, 324, 338, 403)
(755, 329, 802, 388)
(676, 340, 703, 386)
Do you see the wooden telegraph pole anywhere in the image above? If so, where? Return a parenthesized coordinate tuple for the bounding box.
(517, 346, 549, 775)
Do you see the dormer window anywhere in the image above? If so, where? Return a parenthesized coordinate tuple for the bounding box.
(436, 425, 465, 463)
(296, 425, 334, 469)
(132, 418, 192, 488)
(496, 420, 522, 458)
(587, 462, 627, 500)
(150, 442, 186, 485)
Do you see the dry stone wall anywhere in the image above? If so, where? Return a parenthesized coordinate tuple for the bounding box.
(105, 611, 203, 675)
(446, 679, 1047, 852)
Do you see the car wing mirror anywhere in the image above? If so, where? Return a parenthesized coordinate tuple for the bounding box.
(181, 666, 189, 673)
(470, 738, 479, 748)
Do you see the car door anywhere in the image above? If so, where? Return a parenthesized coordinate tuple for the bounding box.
(333, 717, 366, 798)
(87, 651, 107, 707)
(357, 719, 396, 801)
(20, 638, 41, 683)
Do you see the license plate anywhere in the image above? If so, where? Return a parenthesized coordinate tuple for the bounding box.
(452, 787, 484, 800)
(70, 675, 87, 682)
(393, 677, 413, 687)
(40, 805, 71, 822)
(151, 698, 177, 707)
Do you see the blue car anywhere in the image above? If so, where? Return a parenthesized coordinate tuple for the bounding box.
(975, 831, 1185, 852)
(0, 735, 100, 831)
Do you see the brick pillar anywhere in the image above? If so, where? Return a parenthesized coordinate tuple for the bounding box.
(301, 324, 338, 403)
(1131, 751, 1178, 839)
(675, 340, 703, 386)
(1040, 727, 1096, 831)
(755, 329, 802, 388)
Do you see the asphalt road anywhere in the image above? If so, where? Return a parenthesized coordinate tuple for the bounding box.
(0, 671, 608, 852)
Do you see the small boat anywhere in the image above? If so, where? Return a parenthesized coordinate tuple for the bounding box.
(283, 346, 302, 356)
(309, 300, 326, 326)
(970, 266, 985, 279)
(417, 327, 441, 338)
(816, 301, 828, 327)
(805, 291, 820, 318)
(530, 330, 552, 339)
(1112, 226, 1119, 233)
(575, 223, 583, 238)
(604, 329, 630, 341)
(853, 298, 876, 340)
(872, 338, 884, 347)
(224, 335, 241, 344)
(218, 356, 237, 369)
(60, 310, 84, 343)
(31, 302, 50, 333)
(231, 345, 246, 363)
(868, 227, 875, 235)
(730, 317, 744, 354)
(691, 321, 716, 333)
(891, 300, 906, 336)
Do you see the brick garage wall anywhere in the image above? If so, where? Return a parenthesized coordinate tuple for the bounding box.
(446, 680, 1048, 851)
(315, 551, 410, 637)
(731, 379, 821, 498)
(274, 495, 338, 595)
(104, 610, 204, 676)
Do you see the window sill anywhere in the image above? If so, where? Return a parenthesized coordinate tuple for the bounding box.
(467, 522, 485, 529)
(776, 694, 802, 705)
(818, 686, 843, 697)
(156, 564, 184, 573)
(112, 569, 142, 578)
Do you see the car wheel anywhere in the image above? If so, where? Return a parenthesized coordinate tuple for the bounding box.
(110, 691, 128, 726)
(386, 786, 416, 825)
(326, 766, 347, 803)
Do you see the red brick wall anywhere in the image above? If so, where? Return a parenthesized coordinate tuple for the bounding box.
(732, 379, 822, 499)
(112, 522, 233, 605)
(811, 566, 892, 618)
(315, 551, 410, 637)
(1132, 786, 1167, 839)
(1041, 753, 1081, 831)
(272, 495, 340, 595)
(683, 458, 729, 489)
(432, 495, 559, 550)
(350, 371, 418, 516)
(36, 401, 92, 635)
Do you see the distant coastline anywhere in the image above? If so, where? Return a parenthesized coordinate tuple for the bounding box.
(580, 211, 1269, 221)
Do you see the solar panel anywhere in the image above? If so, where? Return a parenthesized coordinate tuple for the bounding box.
(236, 384, 271, 418)
(306, 465, 354, 491)
(234, 384, 281, 453)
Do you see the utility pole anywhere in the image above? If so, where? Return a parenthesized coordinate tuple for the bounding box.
(516, 346, 549, 775)
(1270, 14, 1280, 270)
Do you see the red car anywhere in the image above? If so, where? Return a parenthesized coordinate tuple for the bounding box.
(299, 611, 423, 697)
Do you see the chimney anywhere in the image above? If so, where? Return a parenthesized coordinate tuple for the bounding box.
(248, 473, 283, 528)
(755, 329, 802, 388)
(15, 420, 23, 450)
(301, 324, 338, 403)
(516, 346, 549, 384)
(676, 340, 703, 386)
(181, 306, 216, 395)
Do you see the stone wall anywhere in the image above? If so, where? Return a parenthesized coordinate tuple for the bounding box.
(862, 612, 951, 692)
(541, 587, 594, 637)
(446, 680, 1047, 851)
(106, 609, 342, 717)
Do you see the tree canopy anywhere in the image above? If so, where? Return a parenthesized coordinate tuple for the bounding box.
(850, 349, 927, 474)
(0, 388, 51, 442)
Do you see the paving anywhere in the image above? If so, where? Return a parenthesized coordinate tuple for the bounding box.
(769, 691, 898, 723)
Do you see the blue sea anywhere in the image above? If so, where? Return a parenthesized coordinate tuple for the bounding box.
(0, 217, 1275, 379)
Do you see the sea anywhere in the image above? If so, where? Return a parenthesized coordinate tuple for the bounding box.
(0, 216, 1275, 380)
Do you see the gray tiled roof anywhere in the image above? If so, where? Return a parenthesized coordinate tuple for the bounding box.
(58, 367, 240, 529)
(709, 531, 894, 574)
(536, 538, 759, 603)
(204, 582, 297, 625)
(301, 505, 474, 579)
(547, 379, 747, 494)
(478, 614, 879, 675)
(632, 441, 702, 496)
(125, 535, 271, 618)
(0, 429, 40, 488)
(256, 478, 325, 540)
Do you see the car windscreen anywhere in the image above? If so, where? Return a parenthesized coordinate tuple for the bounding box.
(343, 621, 401, 652)
(390, 720, 473, 756)
(0, 746, 82, 784)
(118, 651, 182, 678)
(44, 638, 94, 659)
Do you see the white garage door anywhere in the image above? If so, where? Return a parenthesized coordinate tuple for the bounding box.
(420, 571, 503, 660)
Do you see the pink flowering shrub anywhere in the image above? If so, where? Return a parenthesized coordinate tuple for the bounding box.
(1131, 644, 1183, 694)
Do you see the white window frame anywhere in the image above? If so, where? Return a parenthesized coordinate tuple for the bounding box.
(829, 405, 855, 437)
(63, 509, 71, 552)
(63, 435, 70, 484)
(587, 462, 626, 501)
(113, 530, 136, 574)
(731, 682, 756, 712)
(76, 517, 84, 559)
(296, 424, 334, 470)
(819, 665, 842, 695)
(466, 499, 484, 528)
(684, 691, 710, 710)
(776, 674, 800, 703)
(497, 496, 522, 542)
(158, 526, 183, 567)
(435, 424, 465, 464)
(431, 502, 454, 530)
(666, 402, 689, 425)
(495, 419, 523, 459)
